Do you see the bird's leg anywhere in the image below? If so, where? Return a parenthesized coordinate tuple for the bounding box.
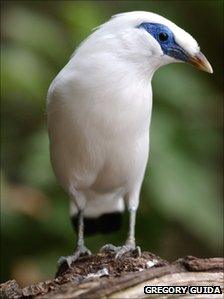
(58, 210, 91, 267)
(100, 208, 141, 258)
(115, 208, 141, 258)
(125, 207, 137, 247)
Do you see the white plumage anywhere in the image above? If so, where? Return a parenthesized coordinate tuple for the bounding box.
(47, 11, 212, 264)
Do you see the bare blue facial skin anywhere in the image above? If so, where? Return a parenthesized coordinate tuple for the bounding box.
(138, 23, 189, 62)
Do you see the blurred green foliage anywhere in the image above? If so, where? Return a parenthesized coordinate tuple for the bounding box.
(1, 0, 223, 286)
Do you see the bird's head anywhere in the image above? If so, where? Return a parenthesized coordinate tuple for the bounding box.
(92, 11, 213, 76)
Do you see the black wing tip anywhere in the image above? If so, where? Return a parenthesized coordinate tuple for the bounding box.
(71, 212, 123, 236)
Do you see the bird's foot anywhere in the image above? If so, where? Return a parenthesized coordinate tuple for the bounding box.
(58, 245, 91, 267)
(100, 243, 141, 259)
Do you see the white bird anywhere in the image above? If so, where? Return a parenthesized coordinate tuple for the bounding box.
(47, 11, 213, 266)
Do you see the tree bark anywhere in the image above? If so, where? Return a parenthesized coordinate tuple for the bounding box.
(1, 252, 223, 299)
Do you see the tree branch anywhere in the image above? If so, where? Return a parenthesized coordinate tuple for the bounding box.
(1, 252, 223, 299)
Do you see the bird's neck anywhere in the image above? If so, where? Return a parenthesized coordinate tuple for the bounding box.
(73, 34, 162, 84)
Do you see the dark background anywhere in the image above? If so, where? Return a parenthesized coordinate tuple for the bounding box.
(1, 0, 223, 286)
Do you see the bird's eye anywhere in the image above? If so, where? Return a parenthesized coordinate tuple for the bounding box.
(158, 32, 169, 42)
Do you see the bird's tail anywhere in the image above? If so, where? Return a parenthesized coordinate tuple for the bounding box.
(70, 196, 124, 236)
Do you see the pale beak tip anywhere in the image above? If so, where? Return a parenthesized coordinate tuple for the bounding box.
(208, 65, 213, 74)
(188, 51, 213, 74)
(203, 60, 213, 74)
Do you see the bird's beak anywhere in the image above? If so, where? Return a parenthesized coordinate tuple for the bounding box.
(187, 51, 213, 73)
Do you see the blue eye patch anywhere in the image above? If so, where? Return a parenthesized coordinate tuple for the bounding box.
(138, 22, 189, 62)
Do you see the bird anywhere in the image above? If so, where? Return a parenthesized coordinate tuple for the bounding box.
(47, 11, 213, 266)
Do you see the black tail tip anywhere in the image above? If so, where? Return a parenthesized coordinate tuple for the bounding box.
(71, 212, 122, 236)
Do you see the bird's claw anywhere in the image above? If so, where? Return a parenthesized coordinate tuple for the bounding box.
(58, 245, 91, 267)
(100, 243, 120, 253)
(100, 243, 141, 259)
(115, 244, 141, 259)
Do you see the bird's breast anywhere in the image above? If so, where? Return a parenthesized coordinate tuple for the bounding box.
(48, 68, 152, 193)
